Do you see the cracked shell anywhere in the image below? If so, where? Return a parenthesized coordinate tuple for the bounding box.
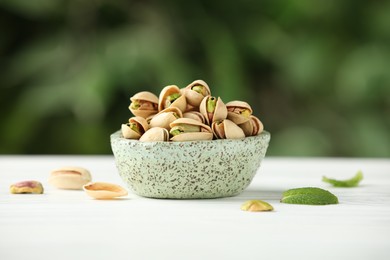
(169, 118, 213, 141)
(129, 91, 159, 118)
(212, 119, 245, 139)
(149, 107, 183, 130)
(83, 182, 128, 199)
(183, 111, 206, 123)
(121, 116, 149, 139)
(158, 85, 187, 112)
(139, 127, 170, 142)
(226, 100, 253, 125)
(183, 79, 211, 107)
(199, 96, 228, 125)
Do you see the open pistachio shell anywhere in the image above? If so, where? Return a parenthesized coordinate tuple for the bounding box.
(169, 118, 213, 141)
(250, 115, 264, 135)
(149, 107, 183, 130)
(226, 100, 253, 125)
(212, 119, 245, 139)
(158, 85, 187, 112)
(49, 167, 92, 190)
(83, 182, 128, 199)
(238, 120, 253, 137)
(199, 96, 228, 125)
(121, 116, 149, 139)
(184, 80, 211, 107)
(129, 91, 159, 118)
(139, 127, 170, 142)
(183, 111, 206, 123)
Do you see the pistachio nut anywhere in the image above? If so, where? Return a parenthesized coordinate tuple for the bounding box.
(121, 116, 149, 139)
(183, 111, 206, 123)
(139, 127, 170, 142)
(239, 115, 264, 136)
(183, 80, 211, 107)
(83, 182, 128, 200)
(226, 100, 253, 125)
(149, 107, 183, 130)
(212, 119, 245, 139)
(199, 96, 228, 125)
(158, 85, 187, 112)
(241, 200, 274, 212)
(49, 167, 92, 190)
(169, 118, 213, 141)
(10, 180, 44, 194)
(129, 91, 159, 118)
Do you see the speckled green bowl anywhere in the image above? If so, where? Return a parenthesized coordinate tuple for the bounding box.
(110, 130, 270, 199)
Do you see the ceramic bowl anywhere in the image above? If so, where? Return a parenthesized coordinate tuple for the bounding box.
(110, 130, 270, 199)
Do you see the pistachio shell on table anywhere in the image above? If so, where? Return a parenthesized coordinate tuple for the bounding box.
(139, 127, 170, 142)
(212, 119, 245, 139)
(149, 107, 183, 130)
(10, 180, 44, 194)
(49, 166, 92, 190)
(121, 116, 149, 139)
(158, 85, 187, 112)
(129, 91, 159, 118)
(169, 118, 213, 141)
(183, 111, 206, 124)
(83, 182, 128, 200)
(226, 100, 253, 125)
(183, 79, 211, 107)
(199, 96, 228, 125)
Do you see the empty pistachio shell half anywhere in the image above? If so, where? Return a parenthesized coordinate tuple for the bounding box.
(169, 118, 213, 141)
(158, 85, 187, 112)
(49, 167, 92, 190)
(149, 107, 183, 130)
(199, 96, 228, 125)
(121, 116, 149, 139)
(139, 127, 170, 142)
(226, 100, 253, 125)
(10, 180, 44, 194)
(83, 182, 128, 200)
(184, 79, 211, 107)
(129, 91, 159, 118)
(212, 119, 245, 139)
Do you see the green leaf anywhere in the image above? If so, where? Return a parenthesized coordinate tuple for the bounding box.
(322, 171, 363, 187)
(281, 187, 338, 205)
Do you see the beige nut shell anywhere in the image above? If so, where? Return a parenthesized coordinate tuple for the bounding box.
(184, 79, 211, 107)
(49, 167, 92, 190)
(129, 91, 159, 118)
(169, 118, 213, 142)
(158, 85, 187, 112)
(149, 107, 183, 130)
(140, 127, 170, 142)
(83, 182, 128, 199)
(212, 119, 245, 139)
(199, 96, 228, 125)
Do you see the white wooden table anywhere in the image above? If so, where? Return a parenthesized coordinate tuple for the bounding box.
(1, 156, 389, 260)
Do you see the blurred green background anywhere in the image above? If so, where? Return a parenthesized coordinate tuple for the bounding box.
(1, 0, 389, 156)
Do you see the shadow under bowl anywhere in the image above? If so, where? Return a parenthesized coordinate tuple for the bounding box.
(110, 130, 270, 199)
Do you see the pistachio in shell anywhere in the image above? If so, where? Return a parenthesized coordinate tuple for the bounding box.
(121, 116, 149, 139)
(169, 118, 213, 141)
(212, 119, 245, 139)
(139, 127, 170, 142)
(183, 111, 206, 124)
(199, 96, 228, 125)
(149, 107, 183, 130)
(226, 100, 253, 125)
(129, 91, 159, 118)
(183, 80, 211, 107)
(158, 85, 187, 112)
(49, 166, 92, 190)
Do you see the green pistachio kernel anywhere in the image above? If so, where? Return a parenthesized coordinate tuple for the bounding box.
(129, 123, 141, 135)
(192, 85, 206, 95)
(130, 101, 140, 110)
(322, 170, 363, 187)
(207, 97, 217, 113)
(281, 187, 338, 205)
(240, 109, 251, 118)
(170, 124, 200, 136)
(167, 93, 181, 102)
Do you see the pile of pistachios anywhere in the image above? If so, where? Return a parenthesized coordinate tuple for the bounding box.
(122, 80, 264, 141)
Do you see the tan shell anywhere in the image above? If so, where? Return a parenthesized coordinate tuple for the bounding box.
(129, 91, 159, 118)
(83, 182, 128, 199)
(199, 96, 228, 125)
(226, 100, 253, 125)
(183, 111, 206, 123)
(121, 116, 149, 139)
(169, 118, 213, 141)
(149, 107, 183, 130)
(212, 119, 245, 139)
(184, 80, 211, 107)
(139, 127, 170, 142)
(238, 120, 253, 137)
(158, 85, 187, 112)
(49, 167, 92, 190)
(250, 115, 264, 135)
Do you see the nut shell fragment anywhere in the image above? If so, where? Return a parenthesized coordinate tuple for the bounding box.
(49, 167, 92, 190)
(10, 180, 44, 194)
(83, 182, 128, 199)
